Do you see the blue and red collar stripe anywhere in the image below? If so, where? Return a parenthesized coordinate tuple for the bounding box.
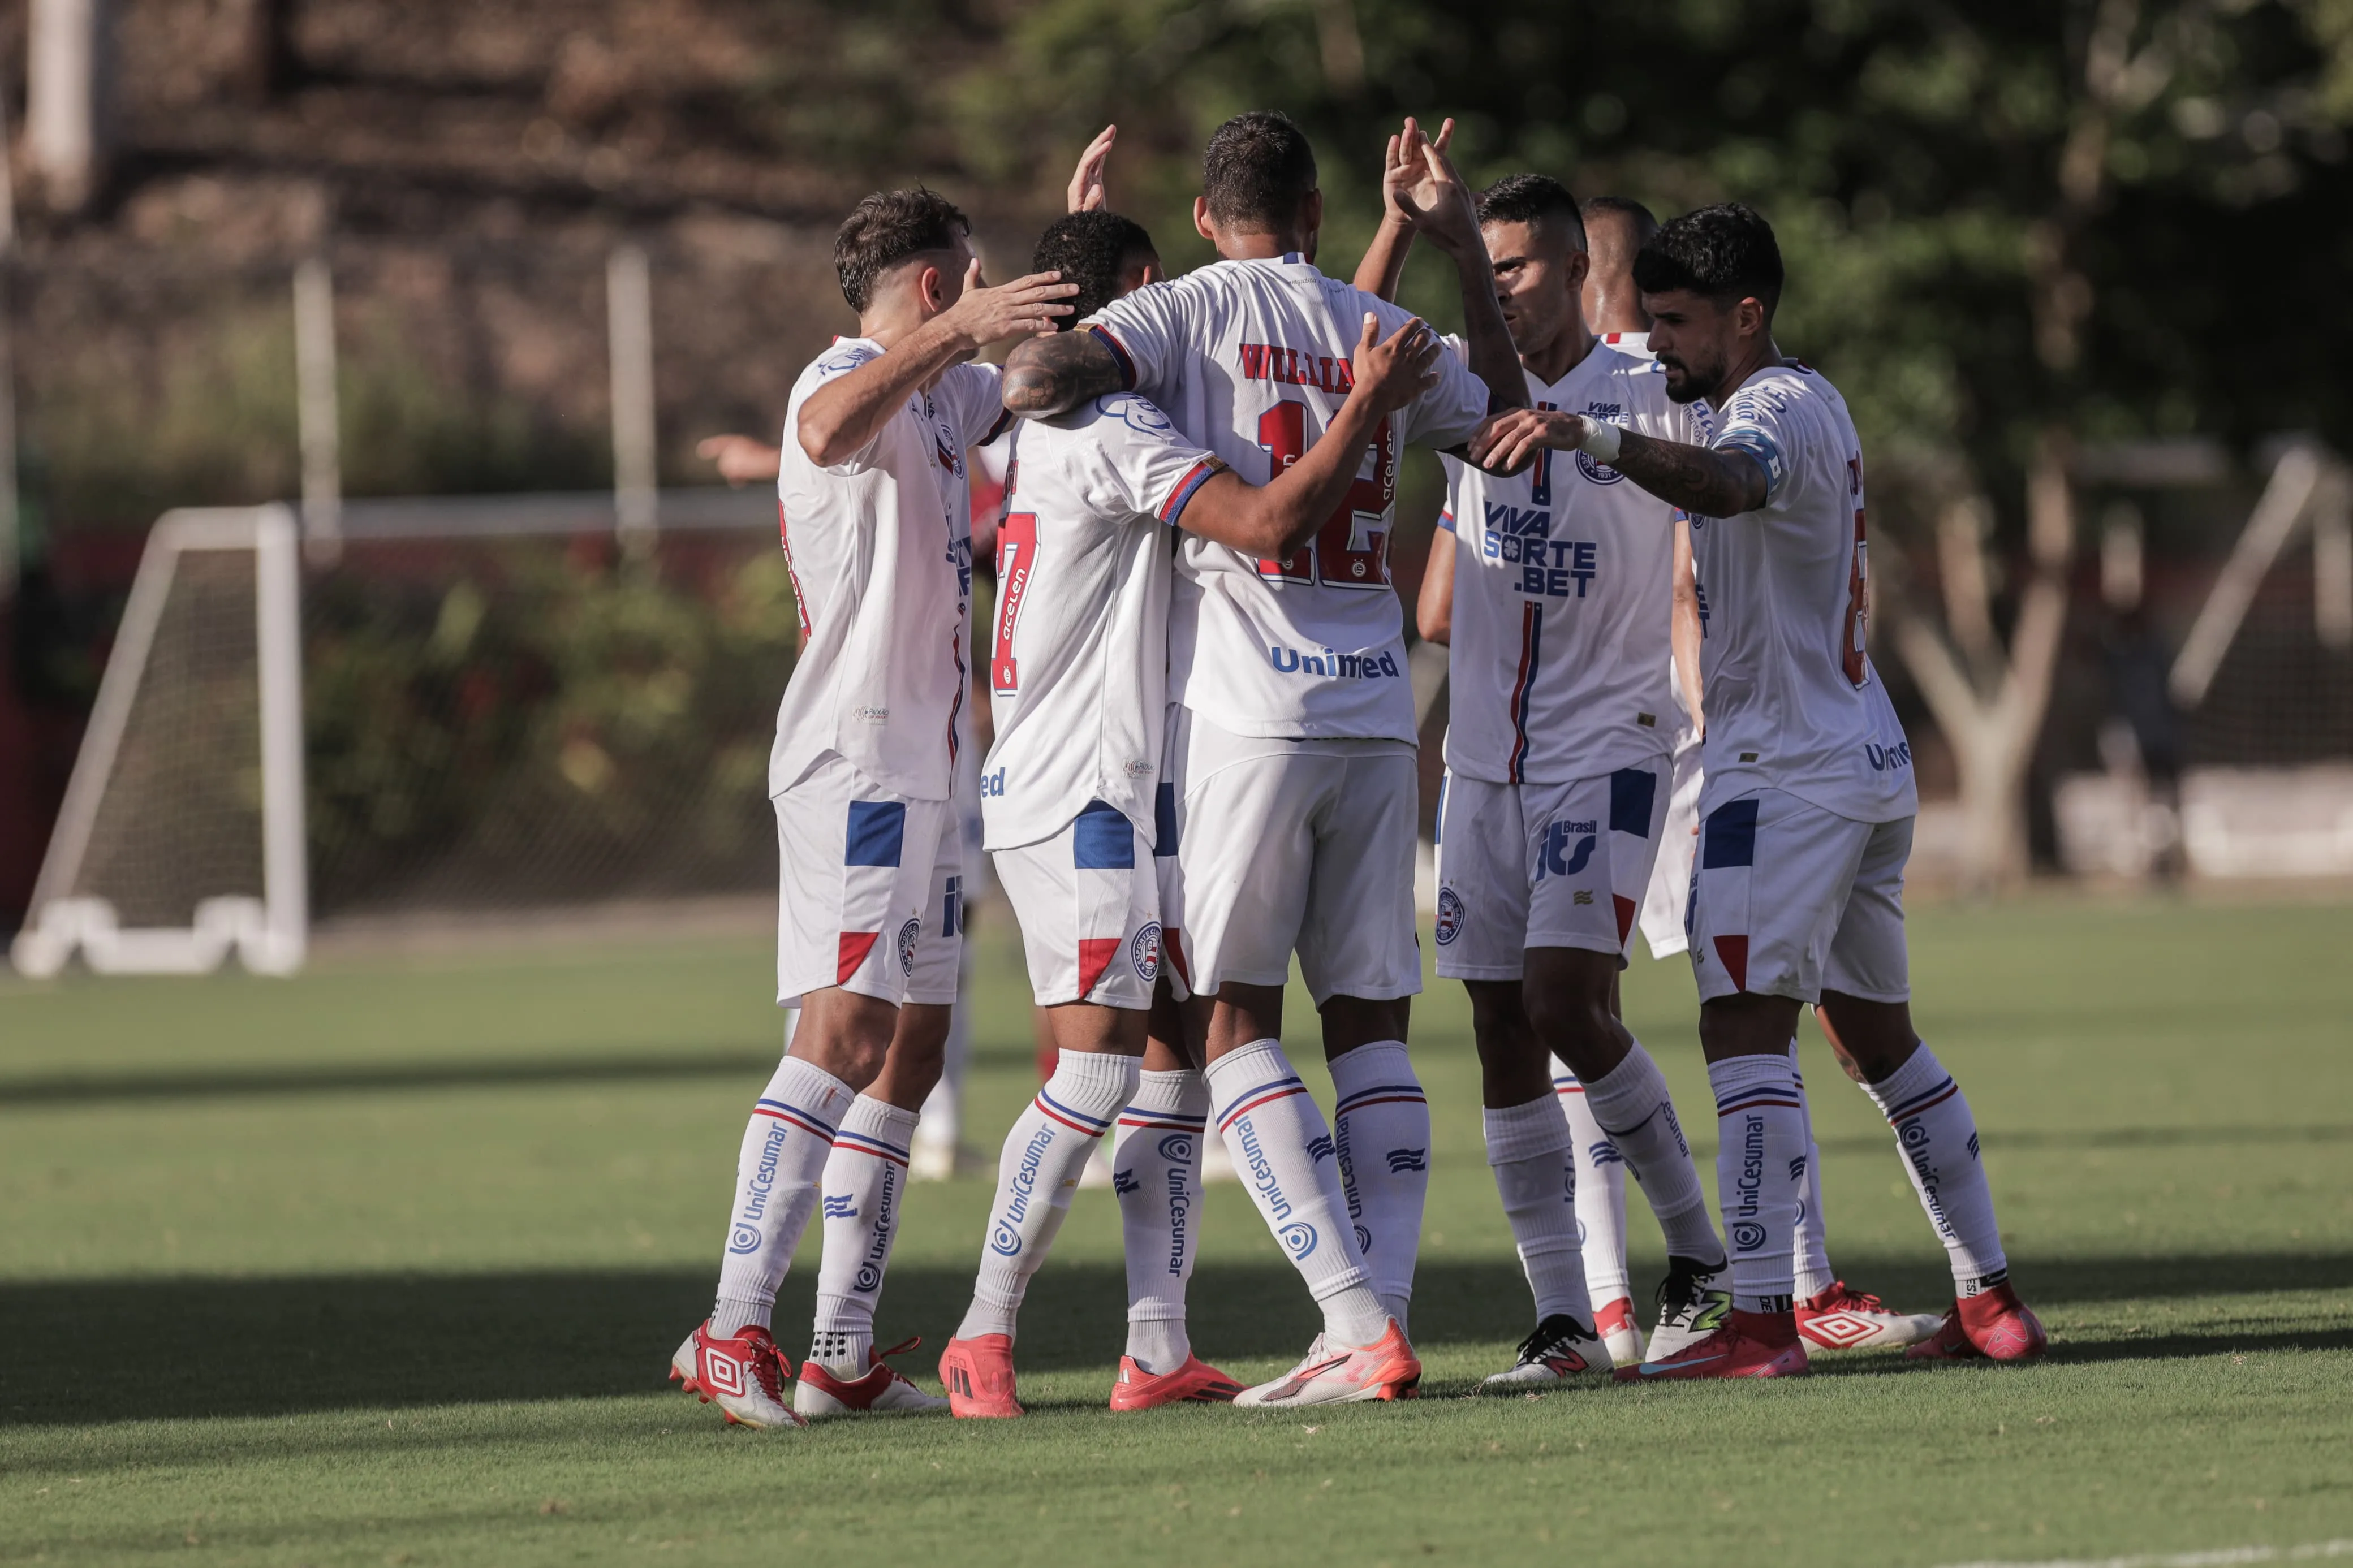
(1089, 325, 1138, 389)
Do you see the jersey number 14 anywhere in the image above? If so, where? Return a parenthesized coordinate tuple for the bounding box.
(1253, 403, 1397, 589)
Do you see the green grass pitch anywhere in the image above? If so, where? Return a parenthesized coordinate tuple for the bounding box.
(3, 897, 2350, 1565)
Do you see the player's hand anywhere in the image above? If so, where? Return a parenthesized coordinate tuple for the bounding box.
(696, 434, 783, 487)
(1067, 124, 1117, 213)
(1349, 312, 1443, 416)
(1467, 407, 1588, 474)
(1388, 116, 1478, 257)
(940, 261, 1080, 352)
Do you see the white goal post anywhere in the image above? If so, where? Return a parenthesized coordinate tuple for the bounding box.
(10, 505, 307, 977)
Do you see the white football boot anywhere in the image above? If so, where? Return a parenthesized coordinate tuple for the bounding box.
(1482, 1314, 1611, 1388)
(1796, 1281, 1945, 1353)
(792, 1336, 950, 1417)
(1232, 1322, 1421, 1407)
(670, 1321, 806, 1429)
(1644, 1257, 1734, 1362)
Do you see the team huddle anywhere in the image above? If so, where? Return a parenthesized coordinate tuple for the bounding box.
(669, 110, 2047, 1429)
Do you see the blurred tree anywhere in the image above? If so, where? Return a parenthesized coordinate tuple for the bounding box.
(952, 0, 2353, 889)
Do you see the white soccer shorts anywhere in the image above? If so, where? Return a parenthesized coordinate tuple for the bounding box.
(1685, 788, 1912, 1005)
(773, 752, 963, 1010)
(1165, 710, 1421, 1005)
(1637, 729, 1704, 960)
(993, 800, 1164, 1009)
(1432, 757, 1673, 980)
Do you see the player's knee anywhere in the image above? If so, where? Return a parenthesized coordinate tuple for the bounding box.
(1522, 976, 1613, 1056)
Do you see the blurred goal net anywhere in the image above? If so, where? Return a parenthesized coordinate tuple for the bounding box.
(12, 490, 794, 976)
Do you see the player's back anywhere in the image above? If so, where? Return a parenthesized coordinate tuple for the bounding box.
(1087, 256, 1490, 742)
(980, 394, 1221, 852)
(771, 340, 993, 804)
(1690, 362, 1914, 823)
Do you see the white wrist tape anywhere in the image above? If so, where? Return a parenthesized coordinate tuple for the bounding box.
(1579, 418, 1623, 464)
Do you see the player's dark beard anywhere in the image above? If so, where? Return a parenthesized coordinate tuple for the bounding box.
(1658, 344, 1723, 405)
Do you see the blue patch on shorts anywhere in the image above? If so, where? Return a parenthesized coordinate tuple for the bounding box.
(1701, 797, 1759, 870)
(844, 800, 907, 867)
(1074, 800, 1136, 870)
(1153, 783, 1179, 858)
(1609, 767, 1657, 837)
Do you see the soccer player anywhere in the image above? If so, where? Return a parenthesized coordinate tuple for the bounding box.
(1361, 169, 1731, 1383)
(999, 110, 1524, 1407)
(669, 188, 1080, 1429)
(1471, 203, 2045, 1379)
(1580, 195, 1946, 1358)
(938, 207, 1449, 1418)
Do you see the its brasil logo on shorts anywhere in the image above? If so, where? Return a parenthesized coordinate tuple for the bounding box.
(1132, 922, 1162, 984)
(1434, 886, 1465, 946)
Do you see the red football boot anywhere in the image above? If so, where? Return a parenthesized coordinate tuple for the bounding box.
(938, 1333, 1024, 1418)
(795, 1336, 950, 1418)
(1798, 1280, 1944, 1352)
(669, 1320, 806, 1429)
(1108, 1353, 1243, 1411)
(1906, 1281, 2048, 1363)
(1615, 1307, 1809, 1381)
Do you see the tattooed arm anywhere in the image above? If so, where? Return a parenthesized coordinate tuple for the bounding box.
(1468, 409, 1768, 516)
(1001, 328, 1128, 419)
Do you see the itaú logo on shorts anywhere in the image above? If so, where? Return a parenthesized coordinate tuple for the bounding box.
(1535, 820, 1598, 880)
(1434, 886, 1465, 945)
(1269, 645, 1402, 680)
(1132, 922, 1161, 983)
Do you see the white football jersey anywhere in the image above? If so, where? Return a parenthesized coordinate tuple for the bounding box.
(1688, 362, 1916, 823)
(980, 394, 1223, 852)
(770, 339, 1007, 802)
(1594, 330, 1656, 361)
(1438, 340, 1703, 783)
(1087, 254, 1491, 741)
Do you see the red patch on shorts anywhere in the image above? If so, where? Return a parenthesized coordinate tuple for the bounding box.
(1613, 894, 1637, 946)
(837, 931, 881, 984)
(1076, 938, 1121, 999)
(1713, 934, 1750, 992)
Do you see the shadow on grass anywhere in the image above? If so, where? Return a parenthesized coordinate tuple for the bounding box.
(0, 1046, 1057, 1108)
(3, 1250, 2348, 1427)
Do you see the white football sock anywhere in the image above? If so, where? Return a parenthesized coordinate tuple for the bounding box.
(1114, 1067, 1209, 1373)
(1709, 1054, 1808, 1312)
(1860, 1044, 2009, 1293)
(710, 1054, 855, 1338)
(1582, 1040, 1725, 1267)
(956, 1049, 1141, 1344)
(1553, 1058, 1632, 1307)
(809, 1095, 919, 1372)
(1484, 1094, 1590, 1324)
(1329, 1041, 1428, 1331)
(1790, 1053, 1836, 1302)
(1205, 1039, 1389, 1348)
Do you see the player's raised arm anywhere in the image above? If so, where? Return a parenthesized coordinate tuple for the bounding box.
(1469, 411, 1769, 519)
(799, 258, 1076, 466)
(1177, 312, 1442, 558)
(1382, 122, 1524, 414)
(1354, 117, 1447, 301)
(1067, 124, 1117, 213)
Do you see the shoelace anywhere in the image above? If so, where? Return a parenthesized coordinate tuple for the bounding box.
(873, 1336, 923, 1380)
(740, 1333, 790, 1402)
(1820, 1282, 1885, 1312)
(1654, 1268, 1706, 1320)
(1515, 1316, 1596, 1363)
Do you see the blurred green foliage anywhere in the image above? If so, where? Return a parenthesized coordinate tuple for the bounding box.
(304, 543, 799, 916)
(947, 0, 2353, 552)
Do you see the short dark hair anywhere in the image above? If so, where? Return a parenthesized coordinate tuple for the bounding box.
(1632, 202, 1782, 316)
(1475, 174, 1587, 252)
(1579, 195, 1658, 246)
(1201, 111, 1318, 233)
(1031, 210, 1157, 326)
(833, 188, 970, 313)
